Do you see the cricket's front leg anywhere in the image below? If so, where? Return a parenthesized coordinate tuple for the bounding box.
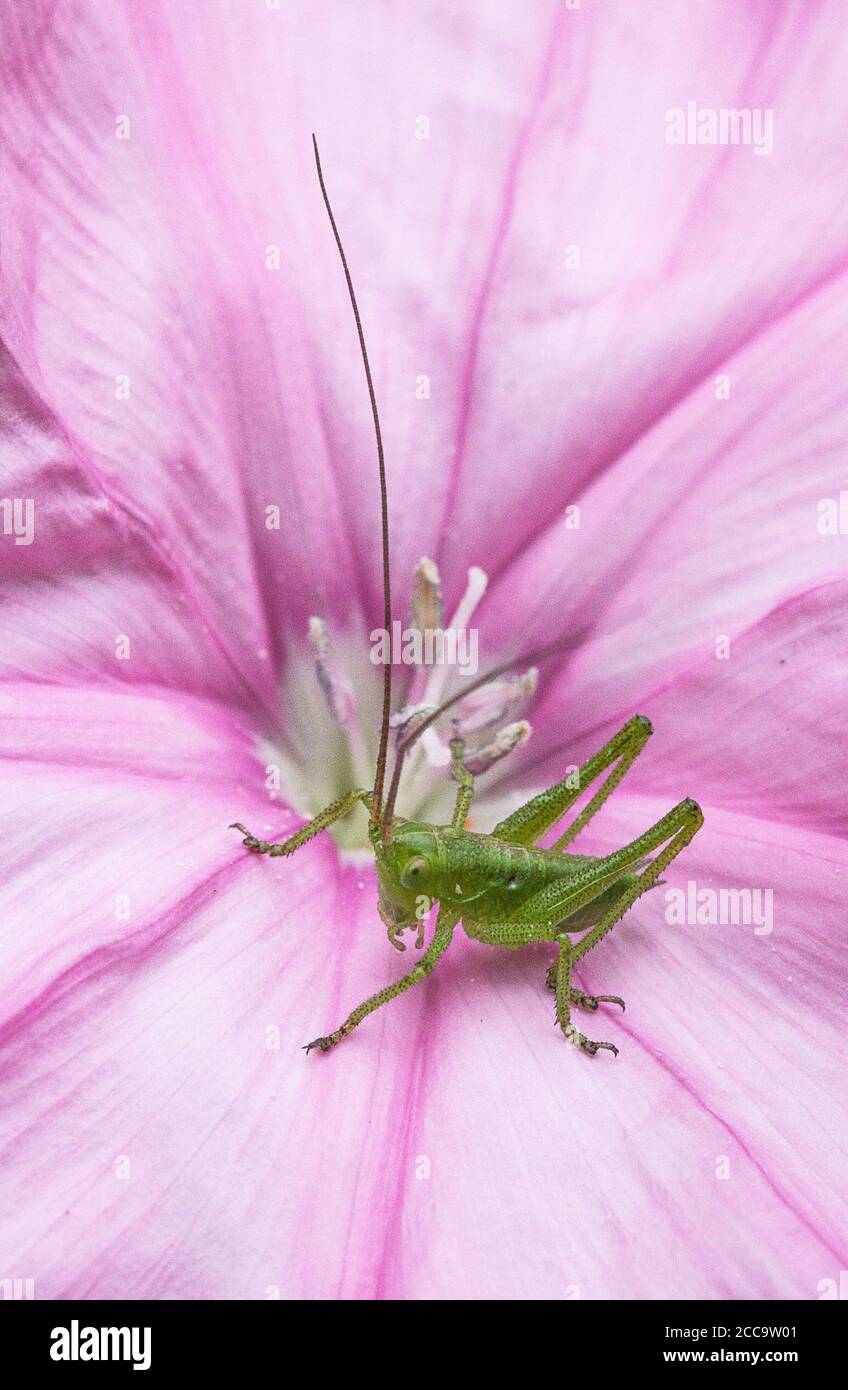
(231, 788, 371, 857)
(553, 934, 620, 1057)
(304, 909, 457, 1054)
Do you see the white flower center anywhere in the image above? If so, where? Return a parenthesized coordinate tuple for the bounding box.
(262, 559, 535, 854)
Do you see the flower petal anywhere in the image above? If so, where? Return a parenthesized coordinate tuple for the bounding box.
(504, 578, 848, 841)
(0, 344, 278, 712)
(6, 2, 848, 634)
(483, 270, 848, 759)
(2, 0, 846, 1308)
(390, 796, 847, 1298)
(1, 686, 843, 1297)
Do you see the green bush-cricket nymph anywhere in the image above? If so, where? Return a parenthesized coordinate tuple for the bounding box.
(230, 137, 704, 1059)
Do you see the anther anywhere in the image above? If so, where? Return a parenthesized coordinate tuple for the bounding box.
(455, 667, 538, 736)
(410, 556, 444, 639)
(308, 617, 356, 727)
(464, 720, 531, 774)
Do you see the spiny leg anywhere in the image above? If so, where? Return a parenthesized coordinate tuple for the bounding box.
(492, 715, 653, 850)
(304, 908, 457, 1053)
(230, 787, 371, 858)
(544, 964, 625, 1014)
(449, 734, 475, 831)
(482, 797, 703, 1055)
(470, 920, 620, 1056)
(551, 721, 652, 852)
(570, 798, 704, 966)
(552, 933, 619, 1057)
(549, 801, 703, 1053)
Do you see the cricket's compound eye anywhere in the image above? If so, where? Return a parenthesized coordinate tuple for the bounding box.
(400, 856, 429, 890)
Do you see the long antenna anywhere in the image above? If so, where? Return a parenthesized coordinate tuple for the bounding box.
(381, 631, 583, 836)
(313, 135, 392, 831)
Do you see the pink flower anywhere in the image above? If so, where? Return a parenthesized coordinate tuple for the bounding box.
(1, 0, 846, 1299)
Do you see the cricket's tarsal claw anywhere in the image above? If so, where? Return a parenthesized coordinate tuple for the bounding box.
(546, 968, 626, 1015)
(303, 1036, 336, 1055)
(572, 988, 626, 1014)
(564, 1023, 619, 1058)
(593, 994, 626, 1012)
(230, 823, 261, 851)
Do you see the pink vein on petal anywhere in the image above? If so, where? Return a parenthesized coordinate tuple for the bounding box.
(612, 1013, 846, 1270)
(435, 7, 575, 561)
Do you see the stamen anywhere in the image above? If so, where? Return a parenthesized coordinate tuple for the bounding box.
(420, 727, 452, 768)
(419, 566, 489, 760)
(410, 557, 444, 642)
(391, 704, 451, 766)
(449, 565, 488, 634)
(464, 720, 531, 774)
(389, 702, 437, 740)
(455, 667, 538, 736)
(284, 561, 538, 852)
(308, 617, 356, 727)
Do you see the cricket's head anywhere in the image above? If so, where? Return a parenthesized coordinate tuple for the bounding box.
(373, 822, 441, 940)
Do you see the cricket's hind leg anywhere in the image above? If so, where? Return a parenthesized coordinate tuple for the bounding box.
(517, 796, 703, 1055)
(466, 920, 621, 1056)
(492, 715, 653, 849)
(544, 964, 625, 1015)
(551, 934, 620, 1056)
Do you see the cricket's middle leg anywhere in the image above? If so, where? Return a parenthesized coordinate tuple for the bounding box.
(449, 735, 475, 831)
(464, 919, 623, 1057)
(535, 797, 703, 1055)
